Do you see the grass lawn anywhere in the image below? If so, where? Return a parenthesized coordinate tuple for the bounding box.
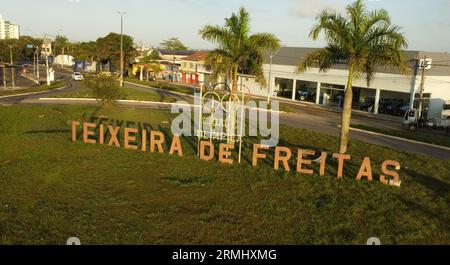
(0, 104, 448, 245)
(0, 81, 67, 97)
(125, 78, 198, 95)
(51, 86, 178, 103)
(351, 124, 450, 148)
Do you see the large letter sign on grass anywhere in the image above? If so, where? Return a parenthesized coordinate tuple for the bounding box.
(69, 81, 402, 187)
(70, 120, 402, 187)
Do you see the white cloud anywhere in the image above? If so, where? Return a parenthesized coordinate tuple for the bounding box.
(292, 0, 346, 18)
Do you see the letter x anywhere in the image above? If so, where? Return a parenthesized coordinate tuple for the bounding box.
(108, 126, 120, 147)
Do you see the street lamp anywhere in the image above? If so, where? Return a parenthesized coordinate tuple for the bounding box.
(54, 29, 64, 68)
(117, 11, 127, 87)
(9, 45, 15, 89)
(25, 29, 40, 80)
(267, 47, 281, 104)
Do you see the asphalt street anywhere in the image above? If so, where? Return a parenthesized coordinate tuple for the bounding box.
(1, 74, 449, 160)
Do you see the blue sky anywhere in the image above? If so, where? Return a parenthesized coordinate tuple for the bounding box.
(1, 0, 450, 52)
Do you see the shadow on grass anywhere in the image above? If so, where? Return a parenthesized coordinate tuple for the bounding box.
(25, 129, 71, 134)
(403, 168, 450, 198)
(397, 196, 450, 226)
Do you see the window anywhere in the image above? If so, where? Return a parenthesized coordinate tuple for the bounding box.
(443, 103, 450, 110)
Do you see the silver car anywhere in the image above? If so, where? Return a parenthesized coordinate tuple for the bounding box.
(72, 72, 84, 81)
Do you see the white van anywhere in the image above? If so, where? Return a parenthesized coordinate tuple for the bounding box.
(442, 101, 450, 119)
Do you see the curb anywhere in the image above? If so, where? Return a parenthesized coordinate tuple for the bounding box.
(0, 84, 67, 99)
(38, 97, 286, 114)
(350, 127, 450, 151)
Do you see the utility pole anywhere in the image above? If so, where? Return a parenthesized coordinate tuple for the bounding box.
(267, 51, 273, 103)
(2, 66, 6, 89)
(172, 50, 176, 82)
(56, 29, 63, 68)
(25, 29, 40, 80)
(36, 46, 40, 80)
(44, 34, 50, 86)
(9, 45, 15, 89)
(140, 40, 144, 81)
(418, 56, 429, 123)
(118, 11, 126, 87)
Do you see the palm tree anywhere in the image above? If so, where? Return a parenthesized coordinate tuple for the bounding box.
(138, 50, 161, 82)
(298, 0, 408, 154)
(199, 7, 280, 95)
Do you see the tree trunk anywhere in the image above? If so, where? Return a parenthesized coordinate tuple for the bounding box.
(227, 63, 239, 145)
(339, 64, 355, 154)
(139, 65, 144, 81)
(146, 69, 149, 81)
(231, 63, 238, 95)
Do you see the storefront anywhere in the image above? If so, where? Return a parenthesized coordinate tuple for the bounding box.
(274, 78, 294, 100)
(295, 80, 318, 102)
(241, 47, 450, 118)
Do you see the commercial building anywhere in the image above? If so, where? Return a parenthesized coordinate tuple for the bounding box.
(242, 47, 450, 118)
(0, 14, 20, 40)
(179, 51, 209, 86)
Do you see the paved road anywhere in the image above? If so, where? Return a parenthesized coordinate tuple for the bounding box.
(1, 76, 449, 160)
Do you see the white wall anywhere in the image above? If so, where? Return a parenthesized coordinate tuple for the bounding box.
(54, 55, 74, 67)
(423, 76, 450, 118)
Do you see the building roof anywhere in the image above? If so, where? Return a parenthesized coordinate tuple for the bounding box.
(181, 51, 209, 62)
(267, 47, 450, 76)
(158, 49, 196, 56)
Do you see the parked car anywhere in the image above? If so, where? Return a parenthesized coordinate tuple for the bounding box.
(360, 100, 374, 112)
(72, 72, 84, 81)
(295, 90, 316, 101)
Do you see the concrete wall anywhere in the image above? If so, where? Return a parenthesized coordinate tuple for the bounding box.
(423, 75, 450, 118)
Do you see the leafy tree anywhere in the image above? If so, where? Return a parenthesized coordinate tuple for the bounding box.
(0, 36, 42, 63)
(199, 7, 280, 94)
(54, 35, 70, 55)
(83, 74, 122, 105)
(71, 41, 97, 62)
(96, 33, 135, 71)
(297, 0, 408, 154)
(159, 37, 188, 51)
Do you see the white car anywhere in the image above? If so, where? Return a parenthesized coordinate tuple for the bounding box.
(72, 72, 84, 81)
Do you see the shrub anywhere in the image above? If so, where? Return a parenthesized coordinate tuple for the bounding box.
(83, 75, 123, 105)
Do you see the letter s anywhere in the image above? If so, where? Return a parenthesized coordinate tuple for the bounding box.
(380, 160, 401, 186)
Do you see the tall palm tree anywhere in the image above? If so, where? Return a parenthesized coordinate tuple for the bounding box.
(199, 7, 280, 94)
(298, 0, 408, 154)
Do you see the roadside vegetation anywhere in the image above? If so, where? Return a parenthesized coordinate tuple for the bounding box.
(52, 77, 177, 103)
(0, 80, 67, 97)
(0, 104, 448, 244)
(52, 86, 177, 103)
(351, 124, 450, 148)
(125, 77, 198, 95)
